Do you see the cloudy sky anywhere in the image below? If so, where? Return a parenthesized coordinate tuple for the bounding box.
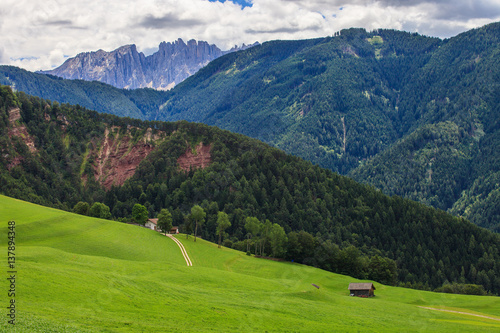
(1, 0, 499, 71)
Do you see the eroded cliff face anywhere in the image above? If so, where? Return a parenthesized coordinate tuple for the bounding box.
(5, 105, 213, 190)
(40, 39, 258, 90)
(88, 130, 212, 188)
(6, 107, 37, 170)
(90, 127, 164, 190)
(177, 142, 212, 171)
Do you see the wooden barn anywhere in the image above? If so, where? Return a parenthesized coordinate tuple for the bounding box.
(348, 283, 376, 297)
(169, 226, 179, 234)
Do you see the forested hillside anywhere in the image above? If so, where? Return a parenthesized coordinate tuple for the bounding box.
(154, 28, 445, 171)
(1, 86, 499, 294)
(350, 23, 500, 231)
(1, 22, 499, 230)
(348, 120, 500, 232)
(146, 22, 500, 231)
(0, 65, 168, 119)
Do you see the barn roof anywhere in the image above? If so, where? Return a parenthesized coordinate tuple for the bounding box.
(348, 283, 376, 290)
(148, 218, 158, 225)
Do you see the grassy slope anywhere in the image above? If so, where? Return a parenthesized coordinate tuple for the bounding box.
(0, 195, 499, 332)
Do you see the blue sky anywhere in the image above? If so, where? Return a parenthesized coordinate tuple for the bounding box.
(1, 0, 499, 71)
(209, 0, 253, 9)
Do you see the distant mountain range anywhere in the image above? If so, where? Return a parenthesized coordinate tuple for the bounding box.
(39, 39, 259, 90)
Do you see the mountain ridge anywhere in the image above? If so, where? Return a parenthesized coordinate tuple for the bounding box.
(39, 38, 259, 90)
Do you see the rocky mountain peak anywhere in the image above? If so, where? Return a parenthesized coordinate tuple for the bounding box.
(40, 39, 258, 90)
(115, 44, 138, 54)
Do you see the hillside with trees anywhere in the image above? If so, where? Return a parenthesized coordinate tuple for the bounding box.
(156, 23, 500, 231)
(348, 120, 500, 232)
(0, 65, 169, 120)
(2, 23, 498, 230)
(1, 86, 499, 294)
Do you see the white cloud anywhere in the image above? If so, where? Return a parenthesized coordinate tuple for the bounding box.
(0, 0, 499, 71)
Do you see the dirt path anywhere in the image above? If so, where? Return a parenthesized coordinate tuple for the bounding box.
(166, 234, 192, 266)
(418, 306, 500, 321)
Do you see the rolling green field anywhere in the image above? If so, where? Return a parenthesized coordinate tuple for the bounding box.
(0, 195, 499, 332)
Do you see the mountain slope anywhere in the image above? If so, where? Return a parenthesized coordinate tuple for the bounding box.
(1, 23, 499, 230)
(1, 195, 499, 332)
(348, 122, 473, 217)
(1, 86, 499, 294)
(154, 22, 500, 229)
(348, 119, 500, 232)
(0, 65, 166, 119)
(155, 28, 443, 172)
(349, 22, 500, 230)
(40, 39, 258, 90)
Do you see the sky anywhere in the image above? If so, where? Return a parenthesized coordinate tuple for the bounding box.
(1, 0, 499, 71)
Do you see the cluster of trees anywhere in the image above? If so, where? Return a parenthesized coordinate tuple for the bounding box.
(242, 217, 287, 258)
(434, 282, 487, 296)
(1, 86, 499, 294)
(73, 201, 111, 219)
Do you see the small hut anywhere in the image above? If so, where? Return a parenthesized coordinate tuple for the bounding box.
(348, 283, 376, 297)
(169, 226, 179, 234)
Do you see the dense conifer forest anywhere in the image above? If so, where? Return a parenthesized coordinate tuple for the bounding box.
(1, 86, 499, 294)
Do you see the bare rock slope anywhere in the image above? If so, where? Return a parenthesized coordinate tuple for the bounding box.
(40, 39, 258, 90)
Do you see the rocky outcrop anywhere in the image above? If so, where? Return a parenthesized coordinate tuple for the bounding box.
(7, 107, 37, 153)
(41, 45, 148, 89)
(41, 39, 259, 90)
(91, 127, 164, 189)
(85, 128, 211, 189)
(177, 142, 211, 171)
(6, 107, 37, 170)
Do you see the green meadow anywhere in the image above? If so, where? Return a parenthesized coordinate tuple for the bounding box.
(0, 195, 499, 332)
